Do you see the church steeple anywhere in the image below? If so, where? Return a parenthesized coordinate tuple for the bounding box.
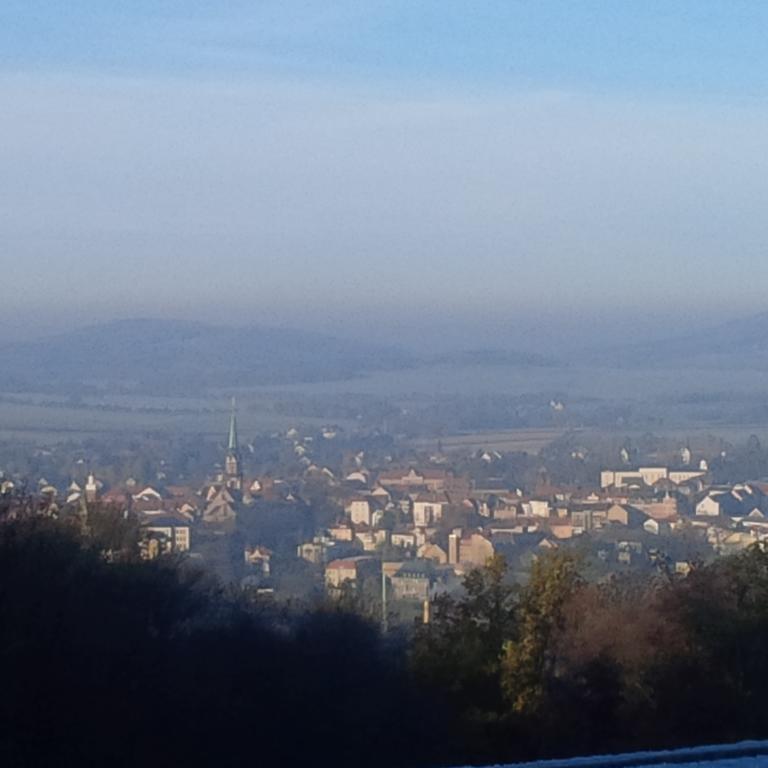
(228, 396, 239, 453)
(224, 397, 242, 490)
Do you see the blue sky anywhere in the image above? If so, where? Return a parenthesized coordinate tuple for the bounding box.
(2, 2, 768, 343)
(4, 1, 768, 95)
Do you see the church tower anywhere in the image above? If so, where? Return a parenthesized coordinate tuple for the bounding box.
(224, 397, 243, 491)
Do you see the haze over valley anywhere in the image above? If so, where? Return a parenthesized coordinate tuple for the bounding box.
(4, 311, 768, 445)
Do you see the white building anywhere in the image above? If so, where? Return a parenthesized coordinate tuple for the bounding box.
(346, 497, 372, 526)
(412, 494, 447, 527)
(600, 467, 705, 489)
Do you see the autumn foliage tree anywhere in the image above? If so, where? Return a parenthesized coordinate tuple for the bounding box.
(413, 544, 768, 763)
(411, 554, 519, 762)
(501, 551, 583, 716)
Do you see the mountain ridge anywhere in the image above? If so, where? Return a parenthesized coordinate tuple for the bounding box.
(0, 318, 414, 395)
(600, 311, 768, 367)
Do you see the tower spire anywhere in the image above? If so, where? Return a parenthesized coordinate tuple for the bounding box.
(224, 397, 243, 491)
(228, 397, 239, 453)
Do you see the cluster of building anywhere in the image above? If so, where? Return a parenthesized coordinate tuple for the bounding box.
(0, 402, 283, 582)
(5, 409, 768, 614)
(306, 455, 768, 601)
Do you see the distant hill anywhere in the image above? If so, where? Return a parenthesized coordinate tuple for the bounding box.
(604, 311, 768, 368)
(429, 348, 558, 367)
(0, 319, 414, 395)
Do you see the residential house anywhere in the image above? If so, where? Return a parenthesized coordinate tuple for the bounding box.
(616, 540, 644, 566)
(346, 496, 373, 526)
(370, 485, 391, 502)
(418, 542, 448, 564)
(378, 467, 450, 492)
(696, 484, 768, 519)
(571, 508, 596, 533)
(391, 560, 435, 602)
(696, 492, 724, 517)
(298, 536, 335, 564)
(391, 531, 417, 550)
(491, 496, 520, 520)
(377, 467, 470, 497)
(606, 503, 649, 528)
(719, 530, 757, 555)
(328, 523, 355, 542)
(547, 519, 576, 540)
(633, 496, 679, 520)
(132, 485, 165, 511)
(458, 532, 495, 568)
(325, 556, 379, 591)
(412, 493, 448, 527)
(522, 499, 551, 518)
(140, 513, 191, 559)
(643, 518, 671, 536)
(244, 545, 273, 576)
(355, 527, 380, 552)
(344, 469, 370, 487)
(101, 486, 132, 507)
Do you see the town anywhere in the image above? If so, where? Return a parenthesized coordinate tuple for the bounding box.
(4, 397, 768, 628)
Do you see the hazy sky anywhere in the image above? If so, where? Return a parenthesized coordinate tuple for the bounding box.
(2, 2, 768, 343)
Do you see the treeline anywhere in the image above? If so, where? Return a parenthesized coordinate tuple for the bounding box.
(412, 548, 768, 764)
(0, 519, 433, 767)
(3, 519, 768, 767)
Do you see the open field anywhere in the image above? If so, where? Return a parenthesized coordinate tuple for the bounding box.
(0, 394, 345, 442)
(4, 360, 768, 445)
(409, 428, 572, 453)
(240, 362, 768, 401)
(410, 424, 768, 457)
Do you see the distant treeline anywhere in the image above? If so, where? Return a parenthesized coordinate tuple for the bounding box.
(3, 514, 768, 766)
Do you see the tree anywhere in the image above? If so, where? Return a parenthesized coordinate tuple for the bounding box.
(501, 551, 583, 716)
(84, 501, 139, 559)
(0, 516, 430, 768)
(411, 555, 517, 737)
(656, 543, 768, 742)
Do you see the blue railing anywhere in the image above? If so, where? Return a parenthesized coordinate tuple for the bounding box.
(466, 739, 768, 768)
